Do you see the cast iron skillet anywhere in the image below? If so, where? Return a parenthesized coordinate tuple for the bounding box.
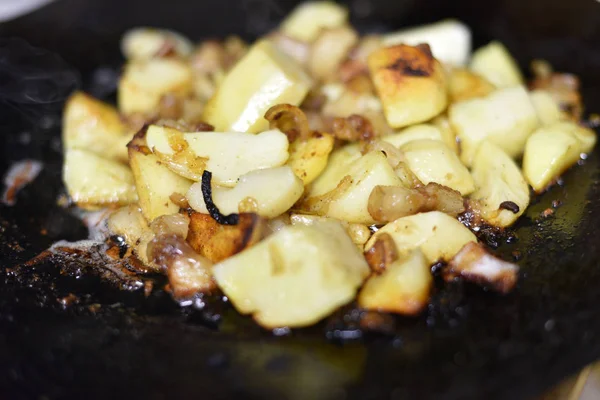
(1, 0, 600, 399)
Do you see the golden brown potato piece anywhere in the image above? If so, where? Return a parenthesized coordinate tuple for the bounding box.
(187, 212, 267, 263)
(368, 44, 448, 129)
(448, 68, 495, 102)
(287, 133, 335, 185)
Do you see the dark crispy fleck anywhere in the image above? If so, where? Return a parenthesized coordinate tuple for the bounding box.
(201, 170, 239, 225)
(499, 201, 520, 214)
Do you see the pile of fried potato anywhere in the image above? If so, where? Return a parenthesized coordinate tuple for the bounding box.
(62, 2, 596, 329)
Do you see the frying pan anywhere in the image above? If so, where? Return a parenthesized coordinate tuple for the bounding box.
(1, 0, 600, 398)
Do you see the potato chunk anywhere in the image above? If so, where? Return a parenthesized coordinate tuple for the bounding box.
(469, 41, 523, 88)
(307, 143, 362, 197)
(529, 90, 567, 126)
(203, 40, 312, 133)
(128, 146, 192, 221)
(187, 212, 267, 263)
(401, 139, 475, 195)
(523, 122, 597, 192)
(120, 27, 193, 60)
(286, 134, 334, 185)
(368, 44, 448, 129)
(365, 211, 477, 264)
(63, 92, 132, 162)
(212, 220, 369, 328)
(308, 26, 358, 81)
(280, 1, 349, 42)
(449, 85, 539, 166)
(448, 68, 495, 102)
(300, 151, 403, 224)
(382, 19, 471, 66)
(358, 249, 432, 315)
(289, 213, 372, 248)
(118, 58, 193, 115)
(63, 149, 138, 208)
(381, 124, 444, 149)
(187, 166, 303, 218)
(145, 125, 289, 186)
(470, 141, 529, 227)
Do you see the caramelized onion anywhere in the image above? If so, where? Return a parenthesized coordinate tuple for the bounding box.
(298, 175, 353, 215)
(363, 232, 398, 273)
(530, 60, 582, 120)
(362, 140, 405, 167)
(149, 213, 190, 238)
(444, 242, 519, 294)
(331, 114, 376, 142)
(264, 104, 311, 142)
(148, 234, 215, 298)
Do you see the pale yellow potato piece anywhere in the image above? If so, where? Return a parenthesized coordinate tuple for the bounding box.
(309, 26, 358, 81)
(365, 211, 477, 264)
(63, 92, 132, 162)
(307, 143, 362, 197)
(128, 147, 193, 221)
(358, 249, 432, 315)
(289, 213, 371, 247)
(213, 220, 369, 328)
(287, 134, 335, 185)
(63, 149, 138, 208)
(400, 139, 475, 195)
(301, 151, 404, 224)
(431, 114, 459, 154)
(203, 40, 312, 133)
(448, 67, 495, 102)
(470, 141, 529, 227)
(120, 27, 193, 60)
(145, 125, 289, 186)
(449, 85, 539, 165)
(187, 166, 303, 218)
(280, 1, 349, 42)
(382, 124, 444, 148)
(469, 41, 523, 88)
(368, 44, 448, 129)
(529, 90, 567, 126)
(523, 122, 597, 192)
(118, 58, 193, 115)
(382, 19, 471, 66)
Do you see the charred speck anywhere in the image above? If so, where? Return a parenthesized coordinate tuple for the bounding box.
(387, 58, 431, 76)
(110, 235, 128, 258)
(201, 170, 239, 225)
(499, 201, 520, 214)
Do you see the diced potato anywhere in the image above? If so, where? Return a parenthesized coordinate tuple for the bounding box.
(358, 249, 432, 315)
(119, 58, 193, 115)
(529, 89, 567, 126)
(400, 139, 475, 195)
(382, 19, 472, 66)
(368, 44, 448, 129)
(63, 92, 133, 162)
(287, 134, 335, 185)
(187, 212, 266, 262)
(449, 85, 539, 165)
(381, 124, 444, 148)
(448, 67, 495, 102)
(289, 213, 372, 247)
(309, 26, 358, 81)
(280, 1, 349, 43)
(307, 143, 362, 197)
(187, 166, 303, 218)
(128, 146, 193, 221)
(63, 149, 138, 208)
(300, 151, 403, 224)
(212, 220, 369, 328)
(107, 205, 150, 247)
(523, 122, 597, 192)
(145, 125, 289, 186)
(365, 211, 477, 264)
(120, 27, 193, 60)
(470, 141, 529, 227)
(203, 40, 312, 133)
(431, 114, 459, 154)
(469, 41, 523, 88)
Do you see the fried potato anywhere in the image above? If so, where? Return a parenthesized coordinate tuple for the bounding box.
(286, 133, 334, 185)
(280, 1, 349, 42)
(368, 44, 448, 129)
(187, 212, 267, 262)
(448, 67, 496, 102)
(469, 41, 523, 88)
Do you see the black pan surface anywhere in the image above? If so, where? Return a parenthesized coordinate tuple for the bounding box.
(1, 0, 600, 399)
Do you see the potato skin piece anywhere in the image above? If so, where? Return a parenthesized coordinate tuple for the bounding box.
(187, 212, 267, 262)
(368, 44, 448, 128)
